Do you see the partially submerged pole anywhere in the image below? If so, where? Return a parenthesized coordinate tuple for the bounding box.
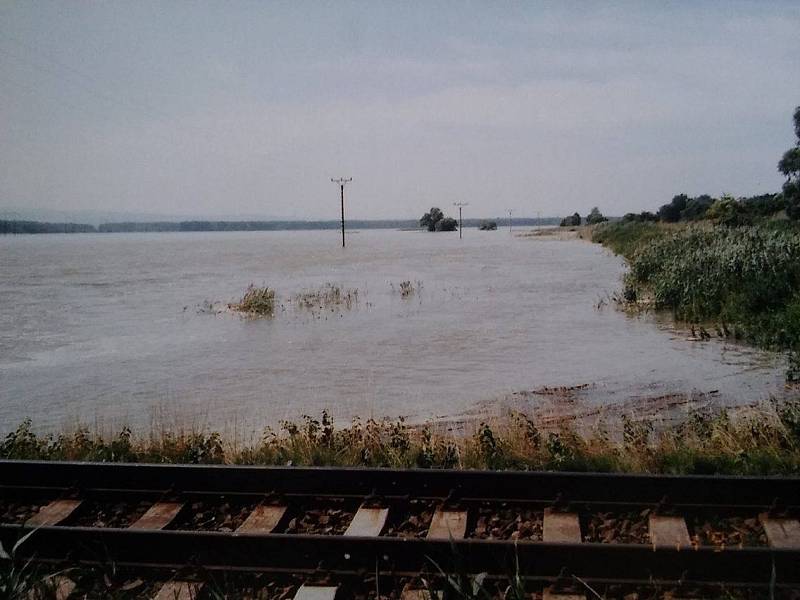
(453, 202, 468, 239)
(331, 177, 352, 247)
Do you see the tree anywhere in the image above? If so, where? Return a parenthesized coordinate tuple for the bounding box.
(779, 106, 800, 219)
(419, 207, 457, 232)
(657, 194, 689, 222)
(479, 220, 497, 230)
(559, 212, 581, 227)
(680, 195, 714, 220)
(621, 211, 657, 223)
(585, 207, 608, 225)
(435, 217, 458, 231)
(419, 207, 444, 231)
(707, 194, 751, 227)
(740, 193, 784, 217)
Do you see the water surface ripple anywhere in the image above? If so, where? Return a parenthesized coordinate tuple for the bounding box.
(0, 229, 786, 433)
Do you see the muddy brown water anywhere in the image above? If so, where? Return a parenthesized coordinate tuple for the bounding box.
(0, 228, 789, 435)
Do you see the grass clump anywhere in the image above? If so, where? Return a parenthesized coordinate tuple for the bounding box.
(229, 284, 276, 316)
(390, 280, 422, 298)
(0, 419, 224, 464)
(591, 221, 669, 259)
(4, 400, 800, 475)
(292, 283, 358, 310)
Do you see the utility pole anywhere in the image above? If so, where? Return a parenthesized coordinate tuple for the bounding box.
(453, 202, 468, 239)
(331, 177, 352, 247)
(507, 209, 513, 233)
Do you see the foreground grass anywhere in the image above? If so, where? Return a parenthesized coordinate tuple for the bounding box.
(3, 401, 800, 475)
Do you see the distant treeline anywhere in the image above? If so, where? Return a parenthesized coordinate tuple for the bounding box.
(560, 193, 783, 228)
(98, 220, 419, 232)
(1, 217, 557, 234)
(0, 220, 97, 234)
(566, 106, 800, 229)
(619, 193, 784, 227)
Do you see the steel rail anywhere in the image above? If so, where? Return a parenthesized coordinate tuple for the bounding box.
(1, 460, 798, 509)
(0, 525, 798, 587)
(3, 460, 799, 589)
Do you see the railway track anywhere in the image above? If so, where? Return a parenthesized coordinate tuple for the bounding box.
(1, 460, 799, 598)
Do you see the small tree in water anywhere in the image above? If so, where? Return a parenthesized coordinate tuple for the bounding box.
(419, 207, 457, 232)
(435, 217, 458, 231)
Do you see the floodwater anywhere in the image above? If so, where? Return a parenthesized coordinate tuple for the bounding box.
(0, 229, 787, 434)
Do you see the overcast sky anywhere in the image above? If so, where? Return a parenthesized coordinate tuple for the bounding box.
(1, 2, 798, 220)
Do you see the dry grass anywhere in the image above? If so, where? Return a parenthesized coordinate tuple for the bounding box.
(291, 283, 359, 311)
(3, 399, 800, 475)
(390, 280, 422, 298)
(229, 284, 276, 316)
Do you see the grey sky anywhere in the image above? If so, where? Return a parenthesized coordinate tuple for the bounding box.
(1, 2, 798, 220)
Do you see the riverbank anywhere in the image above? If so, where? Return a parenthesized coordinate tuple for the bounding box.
(3, 396, 800, 474)
(517, 225, 592, 241)
(591, 221, 800, 378)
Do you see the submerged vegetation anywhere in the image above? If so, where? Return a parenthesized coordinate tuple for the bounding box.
(390, 280, 422, 298)
(228, 284, 276, 316)
(3, 399, 800, 475)
(227, 283, 362, 317)
(292, 283, 359, 310)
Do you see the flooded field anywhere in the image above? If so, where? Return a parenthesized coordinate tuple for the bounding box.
(0, 229, 788, 435)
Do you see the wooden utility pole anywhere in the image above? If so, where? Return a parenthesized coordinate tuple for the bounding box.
(507, 209, 513, 233)
(453, 202, 468, 239)
(331, 177, 352, 247)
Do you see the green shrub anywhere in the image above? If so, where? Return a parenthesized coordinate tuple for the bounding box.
(626, 226, 800, 323)
(594, 221, 800, 373)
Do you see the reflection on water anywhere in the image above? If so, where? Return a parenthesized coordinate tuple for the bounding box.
(0, 229, 788, 434)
